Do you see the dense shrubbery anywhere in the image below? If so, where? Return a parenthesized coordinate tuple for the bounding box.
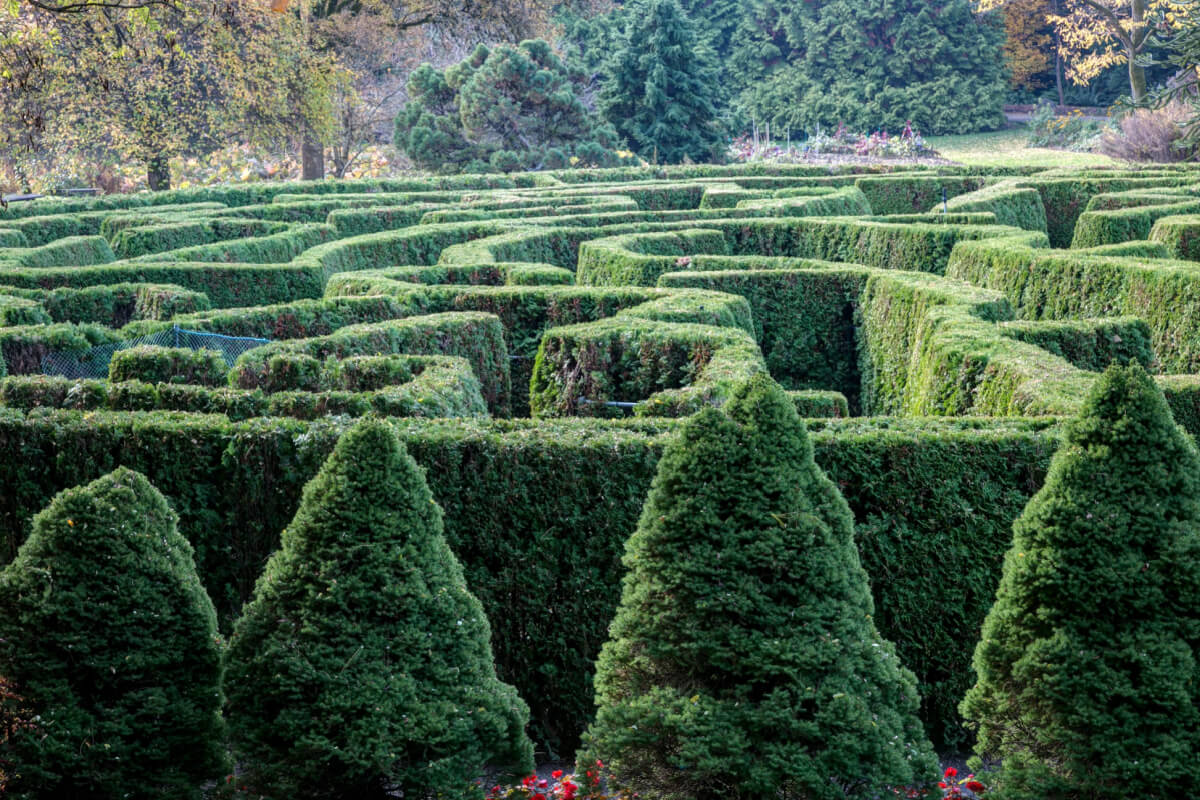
(600, 0, 725, 165)
(225, 420, 534, 799)
(395, 41, 629, 174)
(0, 468, 225, 799)
(582, 375, 937, 799)
(963, 364, 1200, 797)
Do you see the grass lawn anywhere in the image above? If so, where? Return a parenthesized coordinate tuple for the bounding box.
(927, 127, 1119, 169)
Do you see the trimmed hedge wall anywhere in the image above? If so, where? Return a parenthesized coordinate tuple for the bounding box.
(0, 408, 1061, 755)
(854, 175, 989, 216)
(109, 218, 287, 258)
(941, 182, 1048, 232)
(0, 282, 211, 326)
(529, 317, 765, 418)
(0, 322, 122, 375)
(657, 261, 867, 408)
(0, 355, 488, 421)
(0, 235, 117, 268)
(998, 317, 1155, 371)
(1070, 200, 1200, 249)
(1149, 214, 1200, 260)
(109, 345, 229, 386)
(228, 313, 512, 415)
(947, 235, 1200, 373)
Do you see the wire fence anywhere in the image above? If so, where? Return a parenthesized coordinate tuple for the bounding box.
(41, 325, 271, 379)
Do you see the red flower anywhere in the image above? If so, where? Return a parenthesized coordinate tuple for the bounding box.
(522, 775, 537, 788)
(552, 770, 564, 780)
(944, 767, 958, 779)
(938, 782, 948, 789)
(966, 780, 985, 793)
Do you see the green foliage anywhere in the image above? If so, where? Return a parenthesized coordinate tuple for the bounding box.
(109, 345, 228, 387)
(395, 41, 625, 174)
(1071, 201, 1200, 249)
(109, 218, 285, 259)
(529, 317, 764, 418)
(0, 322, 122, 375)
(998, 318, 1155, 372)
(0, 467, 225, 799)
(229, 313, 511, 416)
(600, 0, 725, 164)
(733, 0, 1008, 135)
(962, 365, 1200, 797)
(224, 420, 534, 799)
(855, 176, 989, 216)
(581, 375, 937, 799)
(788, 389, 850, 417)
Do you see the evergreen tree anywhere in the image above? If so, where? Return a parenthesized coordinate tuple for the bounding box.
(395, 40, 624, 174)
(225, 419, 534, 800)
(732, 0, 1007, 135)
(601, 0, 726, 164)
(961, 364, 1200, 798)
(581, 374, 936, 800)
(0, 468, 226, 800)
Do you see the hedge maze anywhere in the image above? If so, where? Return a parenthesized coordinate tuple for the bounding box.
(5, 163, 1200, 758)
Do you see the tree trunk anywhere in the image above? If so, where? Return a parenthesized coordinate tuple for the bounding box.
(1129, 0, 1148, 103)
(302, 135, 325, 181)
(1052, 0, 1066, 106)
(147, 156, 170, 192)
(1129, 57, 1148, 103)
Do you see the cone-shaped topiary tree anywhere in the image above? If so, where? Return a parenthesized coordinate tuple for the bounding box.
(225, 419, 534, 800)
(0, 467, 226, 800)
(580, 374, 936, 800)
(961, 363, 1200, 797)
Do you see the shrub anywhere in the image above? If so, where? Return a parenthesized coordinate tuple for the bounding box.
(109, 345, 228, 386)
(1099, 102, 1200, 163)
(224, 420, 534, 799)
(1026, 104, 1105, 151)
(581, 375, 937, 799)
(0, 467, 225, 799)
(961, 364, 1200, 798)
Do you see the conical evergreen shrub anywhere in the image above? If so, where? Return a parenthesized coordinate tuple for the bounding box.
(601, 0, 725, 164)
(0, 467, 226, 800)
(225, 419, 534, 800)
(962, 363, 1200, 798)
(581, 374, 936, 800)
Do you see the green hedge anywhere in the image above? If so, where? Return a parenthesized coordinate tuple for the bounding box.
(120, 295, 412, 340)
(0, 261, 324, 309)
(129, 223, 337, 264)
(109, 345, 229, 386)
(1069, 200, 1200, 249)
(228, 313, 511, 415)
(0, 282, 211, 326)
(0, 322, 122, 374)
(941, 182, 1048, 232)
(0, 408, 1061, 754)
(1015, 175, 1194, 247)
(858, 270, 1090, 417)
(0, 294, 51, 326)
(657, 261, 867, 407)
(109, 218, 287, 258)
(854, 175, 989, 216)
(0, 355, 488, 421)
(0, 229, 27, 248)
(788, 389, 850, 418)
(1, 235, 117, 268)
(1149, 214, 1200, 260)
(947, 235, 1200, 373)
(998, 317, 1155, 371)
(529, 317, 764, 418)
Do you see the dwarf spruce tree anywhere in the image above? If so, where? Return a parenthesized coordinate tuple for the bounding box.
(225, 419, 534, 800)
(0, 467, 225, 800)
(601, 0, 725, 164)
(581, 374, 936, 800)
(962, 364, 1200, 798)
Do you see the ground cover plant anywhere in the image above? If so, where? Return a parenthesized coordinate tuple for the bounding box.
(2, 161, 1200, 796)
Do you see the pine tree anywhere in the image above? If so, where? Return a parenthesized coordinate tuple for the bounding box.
(0, 468, 226, 800)
(600, 0, 726, 164)
(733, 0, 1007, 135)
(225, 419, 534, 800)
(581, 374, 936, 800)
(961, 364, 1200, 798)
